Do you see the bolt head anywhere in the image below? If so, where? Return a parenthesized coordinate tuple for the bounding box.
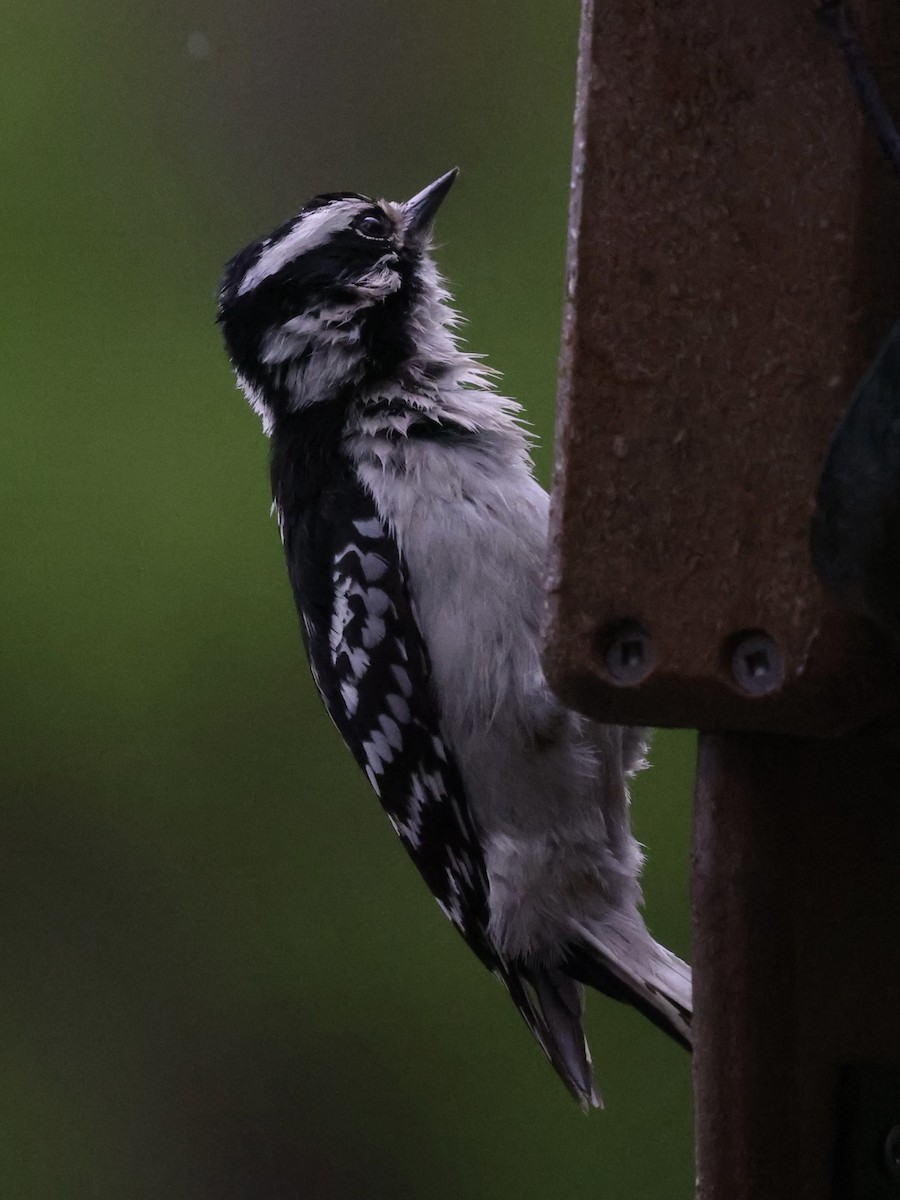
(728, 631, 785, 696)
(598, 620, 655, 687)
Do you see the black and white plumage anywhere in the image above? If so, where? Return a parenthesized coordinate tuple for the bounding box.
(217, 170, 692, 1108)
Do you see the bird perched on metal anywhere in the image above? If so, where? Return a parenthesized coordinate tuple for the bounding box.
(217, 169, 692, 1108)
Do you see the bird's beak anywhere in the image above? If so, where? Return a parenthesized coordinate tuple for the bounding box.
(403, 168, 459, 239)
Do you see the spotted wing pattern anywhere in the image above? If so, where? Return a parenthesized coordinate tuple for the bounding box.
(281, 468, 494, 960)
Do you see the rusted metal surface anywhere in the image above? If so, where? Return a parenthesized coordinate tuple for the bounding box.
(543, 0, 900, 737)
(693, 732, 900, 1200)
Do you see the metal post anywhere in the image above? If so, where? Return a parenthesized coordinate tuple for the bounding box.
(694, 732, 900, 1199)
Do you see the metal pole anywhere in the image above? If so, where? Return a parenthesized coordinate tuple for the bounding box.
(693, 731, 900, 1200)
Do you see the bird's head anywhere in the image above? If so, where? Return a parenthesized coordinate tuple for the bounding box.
(217, 169, 458, 432)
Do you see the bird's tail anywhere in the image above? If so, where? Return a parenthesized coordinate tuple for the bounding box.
(504, 964, 601, 1111)
(566, 914, 693, 1051)
(503, 916, 692, 1109)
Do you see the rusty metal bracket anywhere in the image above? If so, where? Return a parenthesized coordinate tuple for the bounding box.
(543, 0, 900, 738)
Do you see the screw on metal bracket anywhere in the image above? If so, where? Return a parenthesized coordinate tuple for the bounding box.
(885, 1125, 900, 1183)
(727, 631, 785, 696)
(596, 619, 655, 687)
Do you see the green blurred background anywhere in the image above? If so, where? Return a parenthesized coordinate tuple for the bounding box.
(2, 1, 696, 1196)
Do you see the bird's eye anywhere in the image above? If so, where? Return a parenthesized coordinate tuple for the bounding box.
(354, 212, 393, 240)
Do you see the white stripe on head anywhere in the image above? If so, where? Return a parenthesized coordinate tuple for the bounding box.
(237, 200, 363, 296)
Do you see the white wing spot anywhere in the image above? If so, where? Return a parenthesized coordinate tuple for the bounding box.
(447, 846, 474, 886)
(362, 728, 395, 774)
(361, 615, 387, 649)
(343, 645, 369, 679)
(442, 858, 466, 927)
(391, 665, 413, 697)
(329, 585, 354, 653)
(386, 693, 411, 724)
(330, 564, 379, 675)
(394, 773, 430, 849)
(362, 587, 391, 616)
(360, 553, 388, 582)
(377, 715, 403, 752)
(353, 517, 384, 539)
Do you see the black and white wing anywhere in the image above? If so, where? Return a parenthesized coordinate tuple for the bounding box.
(280, 467, 494, 958)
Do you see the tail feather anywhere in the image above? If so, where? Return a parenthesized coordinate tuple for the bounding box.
(567, 918, 693, 1050)
(503, 965, 601, 1110)
(500, 919, 692, 1108)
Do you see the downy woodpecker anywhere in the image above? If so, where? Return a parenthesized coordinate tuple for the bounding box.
(217, 170, 691, 1107)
